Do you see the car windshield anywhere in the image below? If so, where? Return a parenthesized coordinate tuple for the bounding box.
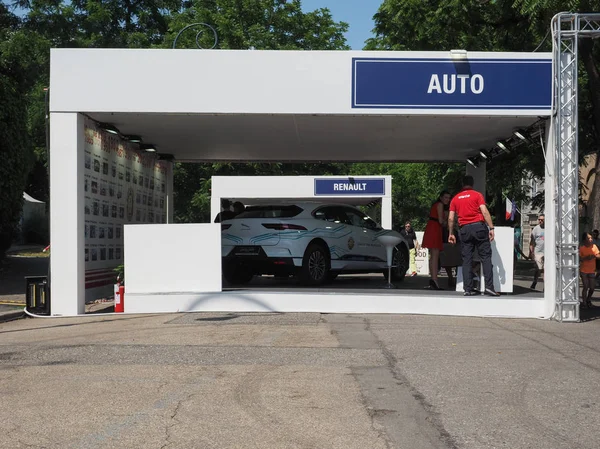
(235, 205, 304, 219)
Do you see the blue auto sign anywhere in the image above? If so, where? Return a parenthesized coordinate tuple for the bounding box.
(352, 58, 552, 110)
(315, 178, 385, 196)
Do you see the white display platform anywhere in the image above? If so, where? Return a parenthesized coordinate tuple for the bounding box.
(124, 290, 545, 319)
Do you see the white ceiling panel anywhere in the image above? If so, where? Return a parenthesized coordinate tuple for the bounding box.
(87, 113, 539, 162)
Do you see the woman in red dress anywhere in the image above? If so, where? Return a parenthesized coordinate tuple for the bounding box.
(422, 190, 451, 290)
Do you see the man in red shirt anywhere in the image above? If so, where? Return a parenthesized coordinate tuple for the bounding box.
(448, 175, 499, 296)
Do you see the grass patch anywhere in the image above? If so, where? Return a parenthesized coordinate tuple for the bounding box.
(11, 250, 50, 258)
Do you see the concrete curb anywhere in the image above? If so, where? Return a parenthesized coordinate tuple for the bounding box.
(0, 309, 26, 323)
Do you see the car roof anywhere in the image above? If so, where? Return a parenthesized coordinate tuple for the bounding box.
(245, 202, 360, 211)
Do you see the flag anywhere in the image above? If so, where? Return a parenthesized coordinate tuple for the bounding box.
(510, 200, 517, 221)
(505, 198, 513, 221)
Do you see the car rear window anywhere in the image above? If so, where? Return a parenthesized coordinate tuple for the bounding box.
(235, 205, 304, 219)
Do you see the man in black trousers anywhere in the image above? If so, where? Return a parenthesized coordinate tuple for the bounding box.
(447, 175, 499, 296)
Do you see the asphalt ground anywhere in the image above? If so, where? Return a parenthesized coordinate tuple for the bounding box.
(1, 311, 600, 449)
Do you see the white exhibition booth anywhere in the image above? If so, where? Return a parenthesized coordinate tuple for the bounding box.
(49, 48, 553, 319)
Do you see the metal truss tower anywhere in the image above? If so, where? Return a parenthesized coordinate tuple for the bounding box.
(552, 13, 600, 322)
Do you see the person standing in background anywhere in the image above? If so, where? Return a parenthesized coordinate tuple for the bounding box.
(593, 229, 600, 287)
(529, 214, 545, 290)
(232, 201, 246, 217)
(214, 199, 235, 223)
(400, 221, 419, 276)
(579, 232, 600, 308)
(422, 190, 451, 290)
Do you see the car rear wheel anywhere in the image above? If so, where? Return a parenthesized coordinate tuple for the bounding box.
(300, 243, 330, 286)
(222, 262, 254, 285)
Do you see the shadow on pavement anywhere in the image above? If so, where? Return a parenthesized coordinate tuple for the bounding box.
(580, 300, 600, 322)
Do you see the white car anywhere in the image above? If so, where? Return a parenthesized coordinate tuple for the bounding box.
(221, 203, 409, 285)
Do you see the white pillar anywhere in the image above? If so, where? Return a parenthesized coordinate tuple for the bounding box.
(465, 160, 486, 195)
(543, 120, 557, 319)
(166, 161, 174, 223)
(381, 197, 393, 229)
(381, 176, 393, 229)
(50, 113, 85, 316)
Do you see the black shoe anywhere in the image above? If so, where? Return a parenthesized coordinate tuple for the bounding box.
(484, 288, 500, 297)
(429, 279, 443, 290)
(464, 291, 478, 296)
(530, 281, 537, 290)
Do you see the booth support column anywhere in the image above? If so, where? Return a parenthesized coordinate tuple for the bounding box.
(49, 112, 85, 316)
(466, 160, 486, 195)
(544, 120, 557, 319)
(166, 161, 174, 223)
(382, 177, 393, 229)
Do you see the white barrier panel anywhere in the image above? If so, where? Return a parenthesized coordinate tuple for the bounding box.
(414, 231, 430, 276)
(124, 290, 546, 319)
(455, 226, 514, 293)
(124, 224, 221, 299)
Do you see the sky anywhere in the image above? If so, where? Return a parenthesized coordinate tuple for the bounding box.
(300, 0, 381, 50)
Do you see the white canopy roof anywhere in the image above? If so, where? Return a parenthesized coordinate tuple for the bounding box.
(50, 49, 551, 162)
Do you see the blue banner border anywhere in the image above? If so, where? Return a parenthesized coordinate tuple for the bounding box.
(314, 178, 386, 196)
(351, 57, 552, 110)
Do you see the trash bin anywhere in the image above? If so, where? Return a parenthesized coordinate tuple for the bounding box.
(25, 276, 50, 315)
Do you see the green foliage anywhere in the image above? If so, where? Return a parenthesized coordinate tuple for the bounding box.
(113, 264, 124, 281)
(166, 1, 351, 223)
(368, 0, 600, 229)
(165, 0, 349, 50)
(349, 162, 463, 231)
(174, 161, 350, 223)
(366, 0, 535, 52)
(0, 5, 35, 260)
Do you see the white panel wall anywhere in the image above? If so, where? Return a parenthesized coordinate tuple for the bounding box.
(50, 49, 551, 116)
(124, 224, 221, 297)
(50, 113, 85, 316)
(455, 226, 514, 293)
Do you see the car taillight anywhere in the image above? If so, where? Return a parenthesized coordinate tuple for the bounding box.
(262, 223, 307, 230)
(221, 224, 232, 230)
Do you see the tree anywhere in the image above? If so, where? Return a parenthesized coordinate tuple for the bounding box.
(366, 0, 600, 226)
(512, 0, 600, 229)
(166, 0, 350, 222)
(165, 0, 349, 50)
(174, 162, 351, 223)
(0, 4, 37, 259)
(347, 162, 463, 231)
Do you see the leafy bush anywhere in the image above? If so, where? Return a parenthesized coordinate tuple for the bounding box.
(0, 76, 31, 260)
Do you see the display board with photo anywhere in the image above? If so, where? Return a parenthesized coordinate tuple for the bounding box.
(84, 120, 169, 273)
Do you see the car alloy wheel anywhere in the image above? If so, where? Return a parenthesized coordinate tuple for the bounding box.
(300, 242, 330, 285)
(308, 249, 326, 280)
